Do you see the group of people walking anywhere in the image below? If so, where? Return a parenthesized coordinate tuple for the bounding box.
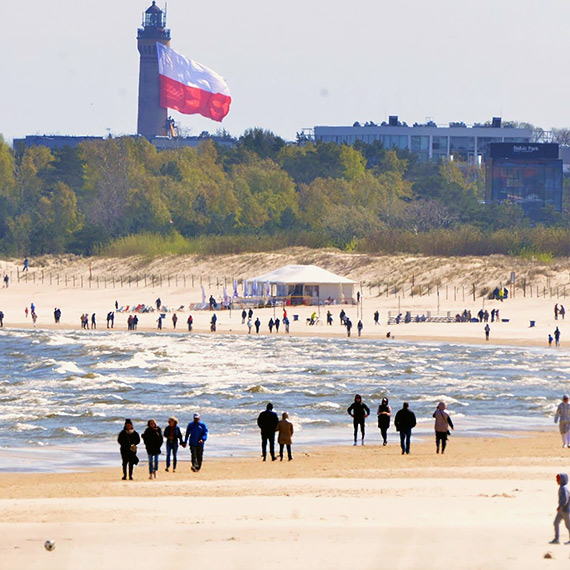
(257, 403, 294, 461)
(347, 395, 454, 455)
(117, 414, 208, 480)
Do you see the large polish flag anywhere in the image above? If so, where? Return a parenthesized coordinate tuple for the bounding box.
(157, 43, 231, 122)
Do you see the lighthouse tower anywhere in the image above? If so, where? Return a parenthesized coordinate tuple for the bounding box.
(137, 2, 171, 138)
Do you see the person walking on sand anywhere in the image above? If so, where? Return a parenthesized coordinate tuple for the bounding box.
(117, 419, 140, 480)
(484, 323, 490, 341)
(142, 419, 163, 480)
(395, 402, 417, 455)
(247, 317, 253, 334)
(172, 313, 178, 330)
(268, 318, 274, 333)
(183, 413, 208, 472)
(254, 317, 261, 334)
(374, 310, 379, 326)
(347, 394, 370, 446)
(276, 411, 294, 461)
(555, 395, 570, 448)
(555, 304, 559, 320)
(187, 314, 193, 331)
(346, 318, 353, 337)
(377, 397, 391, 446)
(549, 473, 570, 544)
(561, 306, 566, 320)
(23, 257, 29, 272)
(327, 310, 333, 326)
(91, 313, 96, 329)
(163, 416, 183, 472)
(157, 315, 163, 330)
(357, 320, 363, 337)
(257, 403, 279, 461)
(433, 401, 454, 454)
(554, 326, 561, 347)
(210, 313, 217, 332)
(241, 309, 247, 324)
(0, 310, 4, 328)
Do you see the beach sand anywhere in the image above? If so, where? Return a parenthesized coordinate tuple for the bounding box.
(0, 250, 568, 347)
(1, 433, 570, 569)
(1, 251, 570, 568)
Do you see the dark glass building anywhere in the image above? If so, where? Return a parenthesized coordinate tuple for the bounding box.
(485, 143, 563, 218)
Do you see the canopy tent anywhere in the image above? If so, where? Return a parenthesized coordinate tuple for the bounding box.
(244, 265, 357, 305)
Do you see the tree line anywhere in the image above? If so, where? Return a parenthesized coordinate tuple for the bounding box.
(0, 128, 568, 257)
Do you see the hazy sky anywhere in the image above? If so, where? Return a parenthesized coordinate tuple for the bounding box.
(2, 0, 569, 143)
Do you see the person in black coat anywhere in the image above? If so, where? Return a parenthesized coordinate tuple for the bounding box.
(377, 397, 392, 446)
(257, 403, 279, 461)
(142, 419, 163, 479)
(347, 394, 370, 445)
(394, 402, 417, 455)
(117, 419, 140, 480)
(163, 416, 183, 472)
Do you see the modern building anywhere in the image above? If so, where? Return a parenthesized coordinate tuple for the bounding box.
(485, 142, 563, 217)
(137, 2, 171, 138)
(313, 117, 533, 163)
(12, 135, 104, 153)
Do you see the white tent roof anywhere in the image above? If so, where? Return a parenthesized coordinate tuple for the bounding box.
(246, 265, 356, 285)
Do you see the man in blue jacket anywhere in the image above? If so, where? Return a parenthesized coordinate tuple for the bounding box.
(183, 413, 208, 472)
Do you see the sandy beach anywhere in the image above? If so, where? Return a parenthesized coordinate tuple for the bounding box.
(1, 433, 570, 569)
(1, 251, 570, 568)
(0, 250, 569, 347)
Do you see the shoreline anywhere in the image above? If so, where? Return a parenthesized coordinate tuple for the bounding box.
(0, 431, 567, 494)
(0, 320, 565, 350)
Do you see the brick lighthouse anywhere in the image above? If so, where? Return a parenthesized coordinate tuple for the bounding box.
(136, 2, 171, 138)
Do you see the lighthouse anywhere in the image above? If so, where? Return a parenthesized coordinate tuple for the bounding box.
(136, 2, 171, 138)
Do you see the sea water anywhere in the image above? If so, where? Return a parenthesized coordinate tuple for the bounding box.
(0, 328, 567, 471)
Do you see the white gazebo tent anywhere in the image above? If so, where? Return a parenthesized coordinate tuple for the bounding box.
(244, 264, 356, 305)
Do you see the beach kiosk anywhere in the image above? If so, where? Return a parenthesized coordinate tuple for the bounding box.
(244, 265, 356, 306)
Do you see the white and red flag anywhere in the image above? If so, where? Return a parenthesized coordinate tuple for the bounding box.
(157, 43, 231, 122)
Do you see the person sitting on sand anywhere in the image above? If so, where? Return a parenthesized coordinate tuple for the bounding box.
(117, 419, 140, 481)
(433, 401, 454, 454)
(163, 416, 183, 472)
(554, 395, 570, 448)
(549, 473, 570, 544)
(347, 394, 370, 446)
(142, 419, 163, 480)
(276, 412, 294, 461)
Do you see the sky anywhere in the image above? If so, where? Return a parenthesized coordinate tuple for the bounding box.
(1, 0, 570, 144)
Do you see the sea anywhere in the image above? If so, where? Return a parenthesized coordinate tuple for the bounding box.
(0, 328, 568, 471)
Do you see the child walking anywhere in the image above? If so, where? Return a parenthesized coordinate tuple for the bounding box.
(550, 473, 570, 544)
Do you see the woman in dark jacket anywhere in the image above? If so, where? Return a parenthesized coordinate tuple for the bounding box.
(163, 416, 183, 472)
(377, 397, 392, 446)
(118, 419, 140, 480)
(142, 418, 163, 479)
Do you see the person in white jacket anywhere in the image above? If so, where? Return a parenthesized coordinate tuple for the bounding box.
(554, 395, 570, 448)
